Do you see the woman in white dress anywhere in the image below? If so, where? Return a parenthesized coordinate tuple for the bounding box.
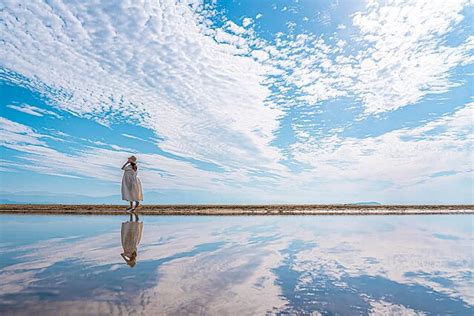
(121, 155, 143, 213)
(120, 213, 143, 268)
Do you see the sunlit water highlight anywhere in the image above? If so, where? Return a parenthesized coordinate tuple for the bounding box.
(0, 214, 472, 315)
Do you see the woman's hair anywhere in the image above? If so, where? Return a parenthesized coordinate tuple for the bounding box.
(130, 161, 138, 171)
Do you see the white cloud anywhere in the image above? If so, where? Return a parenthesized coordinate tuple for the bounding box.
(290, 103, 474, 192)
(350, 0, 473, 115)
(369, 300, 425, 315)
(0, 0, 285, 176)
(6, 103, 61, 118)
(265, 0, 472, 115)
(242, 17, 253, 28)
(251, 50, 269, 62)
(0, 117, 46, 146)
(2, 0, 471, 128)
(0, 117, 286, 195)
(121, 133, 141, 141)
(225, 21, 246, 35)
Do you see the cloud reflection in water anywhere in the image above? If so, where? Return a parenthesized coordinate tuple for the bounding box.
(0, 215, 472, 315)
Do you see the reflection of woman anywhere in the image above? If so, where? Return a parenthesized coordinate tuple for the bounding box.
(121, 213, 143, 268)
(121, 155, 143, 213)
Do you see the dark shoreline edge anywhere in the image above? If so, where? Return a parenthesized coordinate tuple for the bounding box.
(1, 204, 473, 215)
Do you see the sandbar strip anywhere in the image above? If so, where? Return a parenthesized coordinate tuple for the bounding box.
(0, 204, 473, 215)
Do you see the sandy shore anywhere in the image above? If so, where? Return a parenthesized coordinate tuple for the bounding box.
(0, 204, 473, 215)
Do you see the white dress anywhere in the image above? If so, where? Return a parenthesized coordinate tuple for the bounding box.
(121, 221, 143, 257)
(121, 165, 143, 201)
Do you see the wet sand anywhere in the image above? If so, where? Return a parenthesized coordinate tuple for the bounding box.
(0, 204, 473, 215)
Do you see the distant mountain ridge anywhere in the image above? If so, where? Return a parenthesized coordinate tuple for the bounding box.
(0, 191, 250, 204)
(350, 202, 382, 206)
(0, 191, 383, 205)
(0, 191, 122, 204)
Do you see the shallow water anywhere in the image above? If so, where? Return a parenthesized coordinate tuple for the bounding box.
(0, 214, 473, 315)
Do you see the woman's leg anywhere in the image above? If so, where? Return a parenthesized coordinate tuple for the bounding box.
(130, 201, 139, 210)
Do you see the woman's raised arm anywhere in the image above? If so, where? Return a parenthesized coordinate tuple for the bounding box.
(121, 160, 129, 170)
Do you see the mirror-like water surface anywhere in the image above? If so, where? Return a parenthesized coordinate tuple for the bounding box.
(0, 214, 473, 315)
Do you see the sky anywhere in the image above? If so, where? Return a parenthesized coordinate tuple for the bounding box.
(0, 0, 473, 204)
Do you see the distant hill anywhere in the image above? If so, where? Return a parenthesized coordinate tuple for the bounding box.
(351, 202, 382, 206)
(0, 191, 246, 204)
(0, 191, 384, 205)
(0, 191, 122, 204)
(0, 199, 19, 204)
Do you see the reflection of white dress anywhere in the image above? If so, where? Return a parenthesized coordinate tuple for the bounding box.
(121, 221, 143, 257)
(121, 165, 143, 201)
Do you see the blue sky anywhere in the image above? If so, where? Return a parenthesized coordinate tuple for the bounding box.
(0, 0, 473, 204)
